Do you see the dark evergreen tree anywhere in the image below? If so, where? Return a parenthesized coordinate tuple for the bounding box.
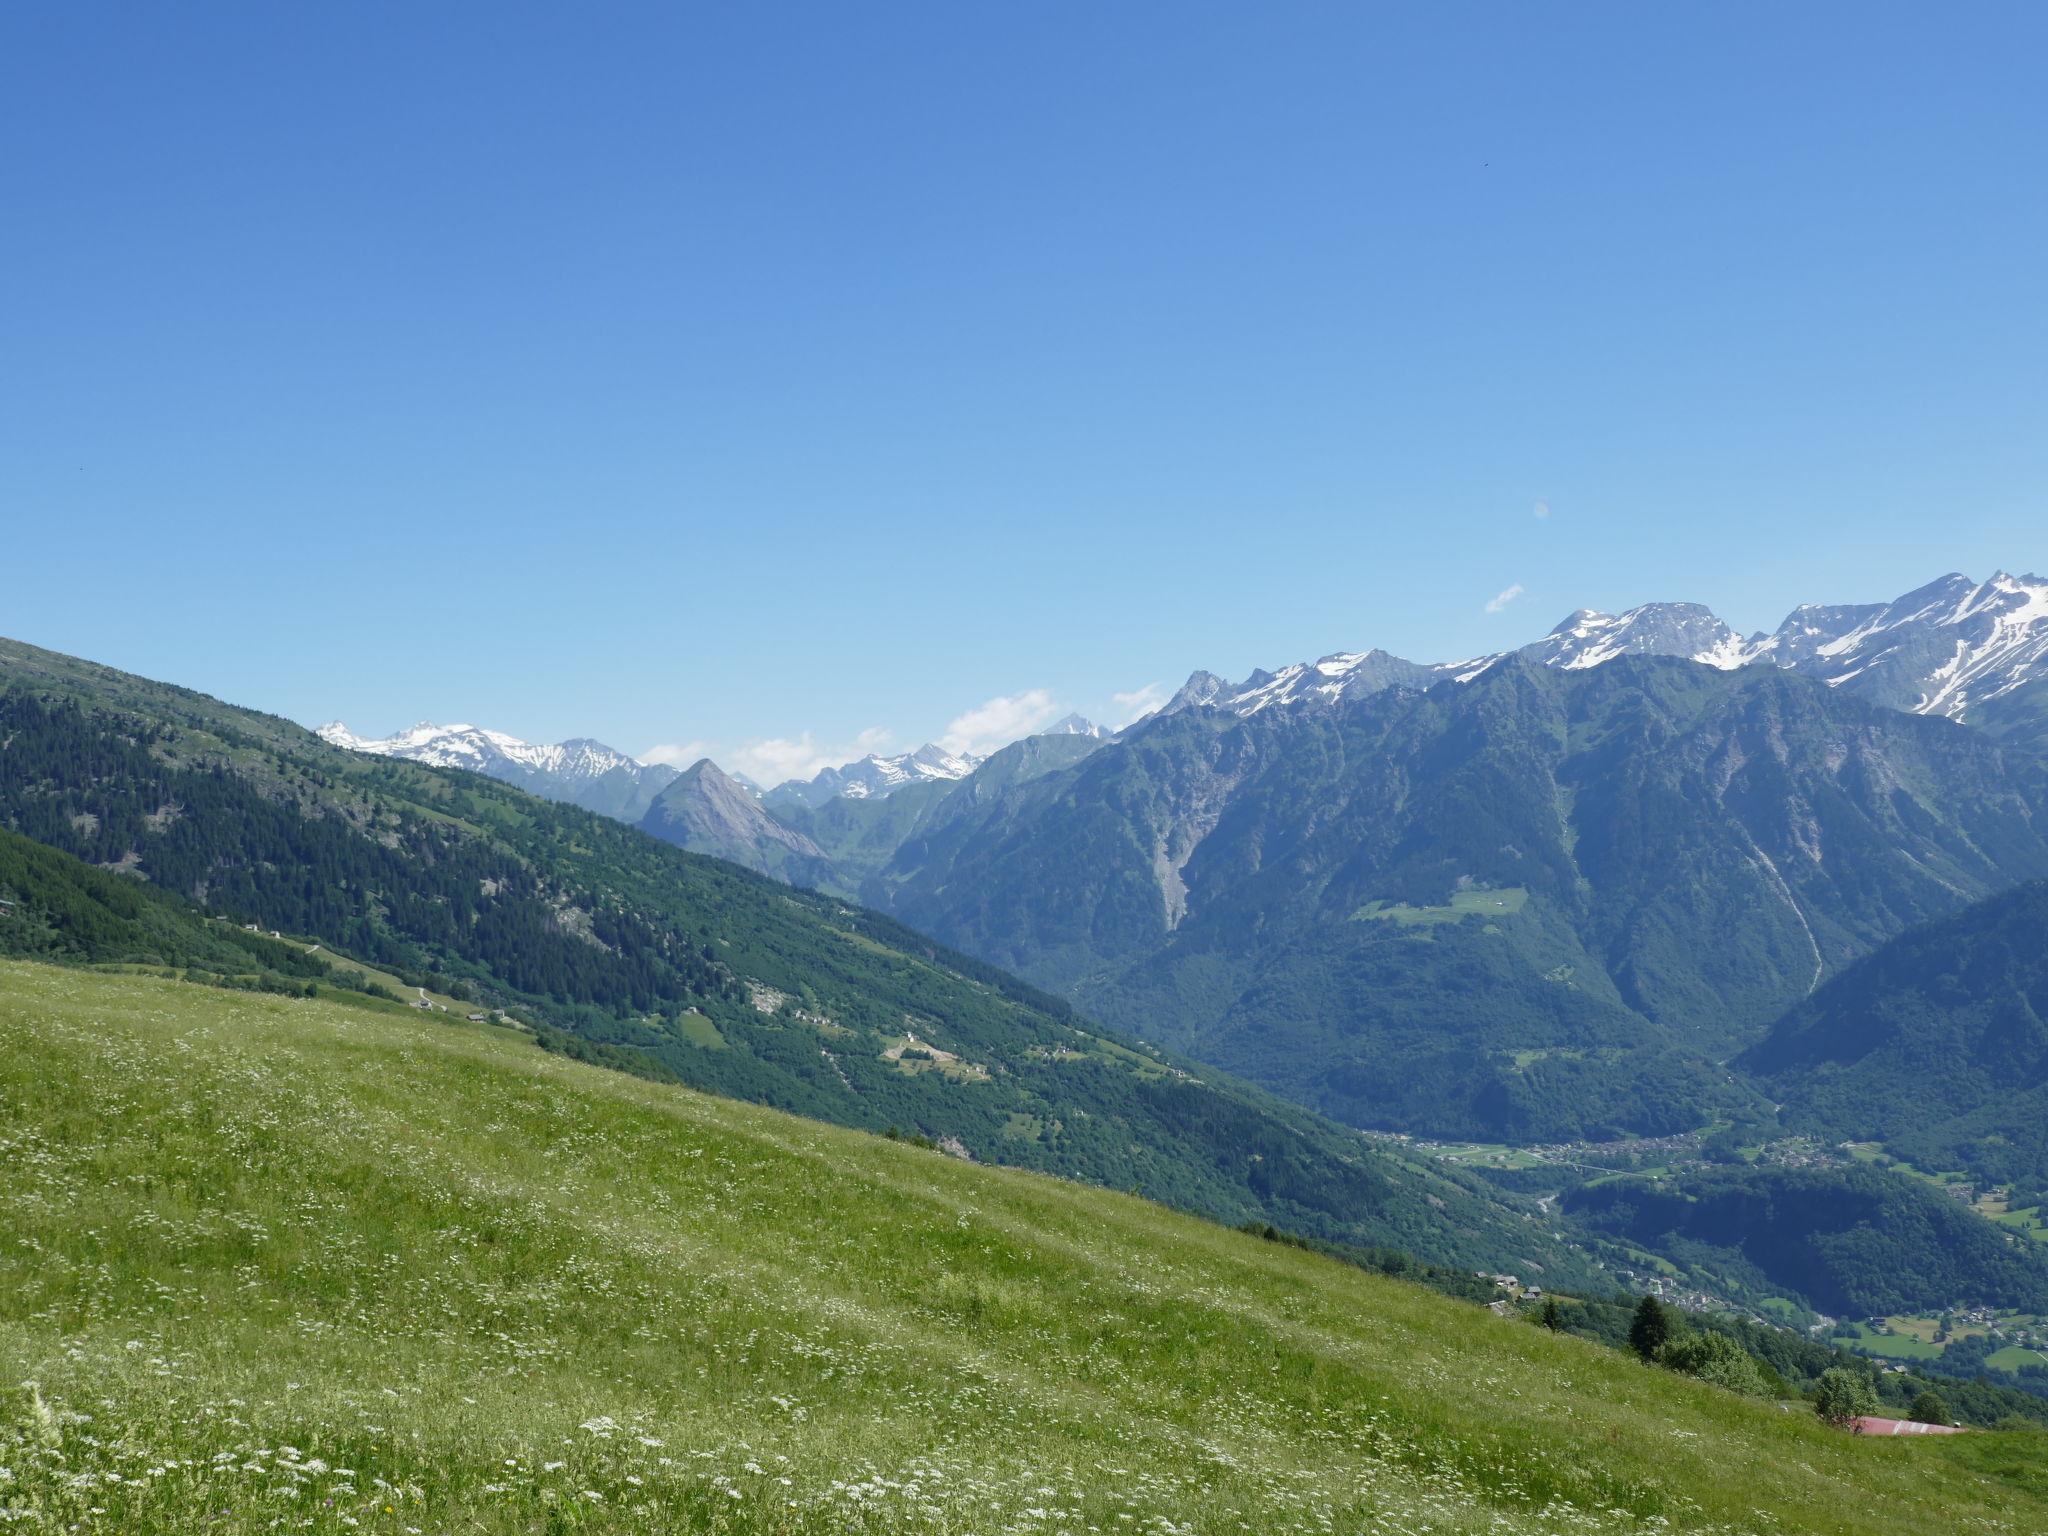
(1629, 1294, 1677, 1360)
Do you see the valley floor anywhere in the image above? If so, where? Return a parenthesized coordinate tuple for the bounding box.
(2, 961, 2043, 1534)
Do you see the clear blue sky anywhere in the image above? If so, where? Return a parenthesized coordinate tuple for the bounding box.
(4, 4, 2043, 778)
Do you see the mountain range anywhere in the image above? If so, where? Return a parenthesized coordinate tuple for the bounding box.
(307, 572, 2048, 1152)
(1161, 570, 2048, 730)
(315, 718, 683, 820)
(760, 740, 988, 809)
(314, 572, 2046, 838)
(13, 564, 2048, 1325)
(866, 655, 2048, 1142)
(0, 633, 1568, 1279)
(315, 714, 1113, 823)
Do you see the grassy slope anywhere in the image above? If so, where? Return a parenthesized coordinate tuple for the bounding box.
(2, 963, 2044, 1535)
(0, 633, 1572, 1277)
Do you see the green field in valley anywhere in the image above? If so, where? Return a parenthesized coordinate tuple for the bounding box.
(1352, 887, 1531, 927)
(4, 960, 2048, 1534)
(1841, 1325, 1944, 1361)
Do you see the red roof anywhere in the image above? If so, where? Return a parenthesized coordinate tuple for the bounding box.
(1849, 1416, 1964, 1436)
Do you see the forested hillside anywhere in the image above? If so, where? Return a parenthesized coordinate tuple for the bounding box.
(0, 635, 1574, 1278)
(1744, 882, 2048, 1187)
(1565, 1163, 2048, 1317)
(0, 825, 331, 980)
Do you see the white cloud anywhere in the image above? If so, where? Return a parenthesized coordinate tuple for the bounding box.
(638, 740, 715, 769)
(1533, 499, 1551, 520)
(939, 689, 1061, 756)
(1485, 583, 1526, 614)
(1110, 682, 1169, 726)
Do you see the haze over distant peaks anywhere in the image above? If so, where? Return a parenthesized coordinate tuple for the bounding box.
(638, 757, 828, 879)
(1044, 713, 1109, 738)
(761, 742, 987, 810)
(316, 572, 2047, 819)
(764, 717, 1110, 808)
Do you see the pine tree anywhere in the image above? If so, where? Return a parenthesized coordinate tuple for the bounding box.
(1629, 1293, 1676, 1360)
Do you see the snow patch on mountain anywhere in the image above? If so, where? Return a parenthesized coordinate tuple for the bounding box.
(1163, 572, 2048, 731)
(1521, 603, 1756, 673)
(315, 720, 678, 818)
(764, 743, 986, 809)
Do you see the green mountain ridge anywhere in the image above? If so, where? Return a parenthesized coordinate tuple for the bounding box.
(1742, 880, 2048, 1188)
(0, 632, 1576, 1280)
(1565, 1162, 2048, 1318)
(858, 656, 2048, 1143)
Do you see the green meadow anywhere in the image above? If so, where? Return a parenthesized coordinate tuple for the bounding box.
(1352, 887, 1531, 927)
(3, 960, 2045, 1534)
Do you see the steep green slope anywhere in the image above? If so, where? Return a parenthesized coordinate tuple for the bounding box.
(3, 961, 2042, 1535)
(0, 635, 1565, 1275)
(0, 825, 331, 978)
(1743, 881, 2048, 1187)
(872, 658, 2048, 1141)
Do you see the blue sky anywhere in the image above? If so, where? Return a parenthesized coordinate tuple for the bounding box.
(4, 4, 2044, 781)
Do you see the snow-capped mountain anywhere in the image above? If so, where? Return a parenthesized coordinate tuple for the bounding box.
(1520, 602, 1755, 672)
(1162, 571, 2048, 736)
(1160, 650, 1475, 717)
(764, 720, 1113, 807)
(764, 743, 985, 810)
(1045, 713, 1109, 738)
(315, 720, 679, 821)
(1747, 571, 2048, 721)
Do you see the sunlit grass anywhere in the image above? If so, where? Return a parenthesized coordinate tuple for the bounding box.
(2, 960, 2042, 1533)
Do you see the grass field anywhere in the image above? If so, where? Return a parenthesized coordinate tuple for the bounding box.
(1421, 1142, 1551, 1171)
(1986, 1344, 2048, 1372)
(4, 960, 2046, 1534)
(1842, 1325, 1944, 1361)
(1988, 1205, 2048, 1242)
(1352, 887, 1530, 927)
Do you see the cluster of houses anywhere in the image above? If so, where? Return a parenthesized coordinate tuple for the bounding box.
(406, 986, 497, 1025)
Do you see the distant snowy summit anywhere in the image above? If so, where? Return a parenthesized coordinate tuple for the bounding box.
(1524, 602, 1754, 673)
(762, 743, 986, 810)
(1745, 570, 2048, 722)
(315, 569, 2046, 824)
(763, 715, 1112, 809)
(314, 720, 679, 821)
(315, 720, 638, 781)
(1164, 572, 2048, 732)
(314, 713, 1117, 819)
